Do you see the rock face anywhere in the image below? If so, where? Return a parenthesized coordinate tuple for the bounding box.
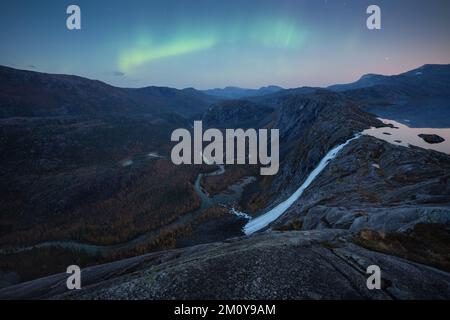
(271, 136, 450, 233)
(419, 134, 445, 144)
(202, 99, 274, 129)
(240, 91, 384, 213)
(1, 230, 449, 300)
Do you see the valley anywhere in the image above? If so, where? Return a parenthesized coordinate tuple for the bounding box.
(0, 64, 449, 299)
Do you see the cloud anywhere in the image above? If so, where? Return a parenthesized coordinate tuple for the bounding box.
(27, 65, 37, 69)
(113, 71, 125, 76)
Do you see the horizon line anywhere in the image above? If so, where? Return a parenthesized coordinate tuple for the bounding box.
(1, 62, 448, 92)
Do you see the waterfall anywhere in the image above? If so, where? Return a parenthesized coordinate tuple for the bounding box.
(243, 134, 361, 235)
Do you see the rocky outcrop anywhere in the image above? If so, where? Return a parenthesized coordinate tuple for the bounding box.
(1, 229, 449, 300)
(240, 91, 384, 213)
(419, 134, 445, 144)
(271, 136, 450, 233)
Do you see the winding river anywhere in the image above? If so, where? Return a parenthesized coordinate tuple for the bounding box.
(0, 160, 255, 256)
(2, 134, 365, 255)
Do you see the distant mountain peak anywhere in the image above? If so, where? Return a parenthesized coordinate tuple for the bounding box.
(359, 73, 382, 80)
(259, 85, 283, 90)
(203, 85, 284, 99)
(328, 64, 450, 93)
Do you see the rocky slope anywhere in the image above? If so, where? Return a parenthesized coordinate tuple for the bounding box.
(0, 65, 215, 118)
(271, 135, 450, 233)
(202, 99, 274, 129)
(0, 66, 217, 284)
(1, 229, 449, 300)
(238, 91, 384, 213)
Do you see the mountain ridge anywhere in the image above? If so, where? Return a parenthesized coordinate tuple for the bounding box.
(202, 85, 284, 99)
(0, 64, 449, 298)
(328, 64, 450, 92)
(0, 65, 214, 118)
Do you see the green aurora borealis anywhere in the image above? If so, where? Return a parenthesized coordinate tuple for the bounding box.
(1, 0, 449, 88)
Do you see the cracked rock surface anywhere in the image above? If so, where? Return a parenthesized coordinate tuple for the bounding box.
(1, 229, 449, 300)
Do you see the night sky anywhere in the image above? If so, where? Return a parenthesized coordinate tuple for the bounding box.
(1, 0, 449, 89)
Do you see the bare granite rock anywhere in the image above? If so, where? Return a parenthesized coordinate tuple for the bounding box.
(1, 229, 449, 300)
(271, 136, 450, 234)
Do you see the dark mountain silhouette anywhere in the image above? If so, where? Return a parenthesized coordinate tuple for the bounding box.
(247, 86, 322, 107)
(328, 64, 450, 93)
(203, 85, 283, 99)
(0, 65, 214, 119)
(329, 64, 450, 127)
